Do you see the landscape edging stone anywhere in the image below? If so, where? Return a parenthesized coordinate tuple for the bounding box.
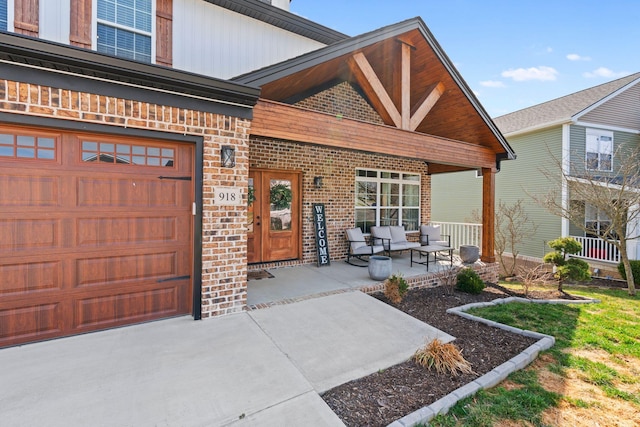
(389, 296, 599, 427)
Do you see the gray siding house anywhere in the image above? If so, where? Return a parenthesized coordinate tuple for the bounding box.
(432, 72, 640, 264)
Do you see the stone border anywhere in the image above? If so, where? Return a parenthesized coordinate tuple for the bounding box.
(388, 296, 601, 427)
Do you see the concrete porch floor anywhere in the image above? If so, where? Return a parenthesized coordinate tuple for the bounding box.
(248, 251, 463, 307)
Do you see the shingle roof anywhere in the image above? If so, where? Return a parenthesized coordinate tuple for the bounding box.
(494, 72, 640, 135)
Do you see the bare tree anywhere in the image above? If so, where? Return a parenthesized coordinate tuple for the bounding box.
(536, 144, 640, 296)
(470, 199, 538, 278)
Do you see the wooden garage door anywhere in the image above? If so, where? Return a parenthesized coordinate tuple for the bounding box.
(0, 126, 194, 347)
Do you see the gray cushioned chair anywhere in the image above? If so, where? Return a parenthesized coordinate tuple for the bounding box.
(345, 227, 385, 266)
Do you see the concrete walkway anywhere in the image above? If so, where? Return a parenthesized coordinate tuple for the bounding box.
(0, 291, 452, 427)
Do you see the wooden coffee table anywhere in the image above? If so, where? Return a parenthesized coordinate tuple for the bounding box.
(410, 245, 453, 271)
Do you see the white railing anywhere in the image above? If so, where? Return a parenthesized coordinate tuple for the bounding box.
(570, 236, 620, 263)
(431, 221, 482, 250)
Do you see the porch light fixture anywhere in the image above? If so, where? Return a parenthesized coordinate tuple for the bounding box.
(221, 146, 235, 168)
(314, 176, 323, 189)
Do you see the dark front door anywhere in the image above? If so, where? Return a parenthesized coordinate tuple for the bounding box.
(248, 169, 301, 263)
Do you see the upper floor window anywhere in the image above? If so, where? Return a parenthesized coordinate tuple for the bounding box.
(585, 128, 613, 172)
(0, 0, 8, 31)
(97, 0, 152, 63)
(355, 169, 421, 233)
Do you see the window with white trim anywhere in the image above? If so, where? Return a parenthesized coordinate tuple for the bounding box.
(355, 169, 420, 233)
(585, 128, 613, 172)
(0, 0, 8, 31)
(585, 203, 615, 239)
(97, 0, 153, 63)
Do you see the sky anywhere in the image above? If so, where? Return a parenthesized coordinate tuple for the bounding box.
(289, 0, 640, 118)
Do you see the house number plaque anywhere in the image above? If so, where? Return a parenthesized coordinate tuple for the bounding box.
(313, 203, 330, 267)
(215, 187, 243, 206)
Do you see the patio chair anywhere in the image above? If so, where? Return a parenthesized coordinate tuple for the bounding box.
(345, 227, 385, 266)
(419, 225, 451, 247)
(370, 225, 421, 256)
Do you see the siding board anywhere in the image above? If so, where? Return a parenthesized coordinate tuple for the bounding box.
(432, 126, 563, 258)
(580, 83, 640, 131)
(173, 0, 324, 79)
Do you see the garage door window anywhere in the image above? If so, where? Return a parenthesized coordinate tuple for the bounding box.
(0, 133, 56, 160)
(82, 141, 174, 166)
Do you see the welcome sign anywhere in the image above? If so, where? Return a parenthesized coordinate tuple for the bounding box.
(313, 204, 330, 267)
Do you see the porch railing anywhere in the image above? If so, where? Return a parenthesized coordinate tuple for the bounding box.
(431, 221, 482, 250)
(570, 235, 620, 263)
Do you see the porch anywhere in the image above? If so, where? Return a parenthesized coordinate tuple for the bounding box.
(247, 250, 490, 308)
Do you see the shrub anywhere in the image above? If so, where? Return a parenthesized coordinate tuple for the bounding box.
(617, 260, 640, 285)
(456, 268, 485, 294)
(384, 273, 409, 304)
(413, 338, 473, 376)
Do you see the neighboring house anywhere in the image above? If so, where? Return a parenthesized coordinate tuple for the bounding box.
(0, 0, 514, 347)
(432, 73, 640, 265)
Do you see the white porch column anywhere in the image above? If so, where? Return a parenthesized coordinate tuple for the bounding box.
(627, 204, 640, 260)
(561, 124, 571, 237)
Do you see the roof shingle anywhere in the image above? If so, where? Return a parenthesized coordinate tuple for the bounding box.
(494, 72, 640, 134)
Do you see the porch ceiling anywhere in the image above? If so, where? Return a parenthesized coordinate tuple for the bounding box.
(236, 19, 514, 171)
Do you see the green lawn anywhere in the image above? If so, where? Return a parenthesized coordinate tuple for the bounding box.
(427, 286, 640, 427)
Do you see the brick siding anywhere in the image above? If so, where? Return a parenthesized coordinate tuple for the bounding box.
(294, 81, 385, 125)
(250, 136, 431, 265)
(0, 78, 250, 318)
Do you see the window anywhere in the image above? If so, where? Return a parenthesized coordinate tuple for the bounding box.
(585, 204, 615, 239)
(97, 0, 153, 63)
(0, 0, 6, 31)
(82, 141, 174, 166)
(355, 169, 420, 233)
(0, 0, 11, 31)
(0, 133, 56, 160)
(585, 128, 613, 172)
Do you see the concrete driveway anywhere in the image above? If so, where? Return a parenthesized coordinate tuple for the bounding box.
(0, 291, 452, 426)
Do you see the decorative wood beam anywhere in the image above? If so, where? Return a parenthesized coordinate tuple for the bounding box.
(348, 52, 401, 128)
(427, 164, 473, 175)
(401, 43, 411, 130)
(481, 167, 497, 263)
(410, 82, 445, 131)
(252, 99, 496, 169)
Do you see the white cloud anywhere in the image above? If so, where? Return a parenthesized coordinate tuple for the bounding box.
(480, 80, 506, 88)
(501, 66, 559, 82)
(567, 53, 591, 61)
(583, 67, 631, 78)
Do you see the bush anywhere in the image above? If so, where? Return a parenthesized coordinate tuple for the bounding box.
(456, 268, 485, 294)
(617, 260, 640, 285)
(413, 338, 473, 376)
(384, 273, 409, 304)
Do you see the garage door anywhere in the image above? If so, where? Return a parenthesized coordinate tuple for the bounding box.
(0, 126, 194, 347)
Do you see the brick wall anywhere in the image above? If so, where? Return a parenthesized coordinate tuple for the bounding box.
(0, 79, 250, 318)
(294, 81, 385, 125)
(250, 136, 431, 265)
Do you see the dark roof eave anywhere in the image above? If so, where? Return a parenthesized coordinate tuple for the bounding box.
(0, 32, 261, 108)
(204, 0, 348, 45)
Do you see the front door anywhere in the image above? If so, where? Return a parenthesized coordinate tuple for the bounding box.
(248, 169, 301, 263)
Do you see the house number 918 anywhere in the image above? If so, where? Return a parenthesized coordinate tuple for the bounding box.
(215, 187, 242, 206)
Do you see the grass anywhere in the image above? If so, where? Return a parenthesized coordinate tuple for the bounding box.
(428, 285, 640, 427)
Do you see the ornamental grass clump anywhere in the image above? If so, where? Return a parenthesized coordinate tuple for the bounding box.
(413, 338, 473, 376)
(384, 273, 409, 304)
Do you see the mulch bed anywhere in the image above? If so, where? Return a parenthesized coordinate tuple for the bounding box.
(321, 283, 582, 427)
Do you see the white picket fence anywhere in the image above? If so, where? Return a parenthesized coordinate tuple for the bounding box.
(570, 235, 620, 263)
(428, 223, 621, 263)
(431, 221, 482, 250)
